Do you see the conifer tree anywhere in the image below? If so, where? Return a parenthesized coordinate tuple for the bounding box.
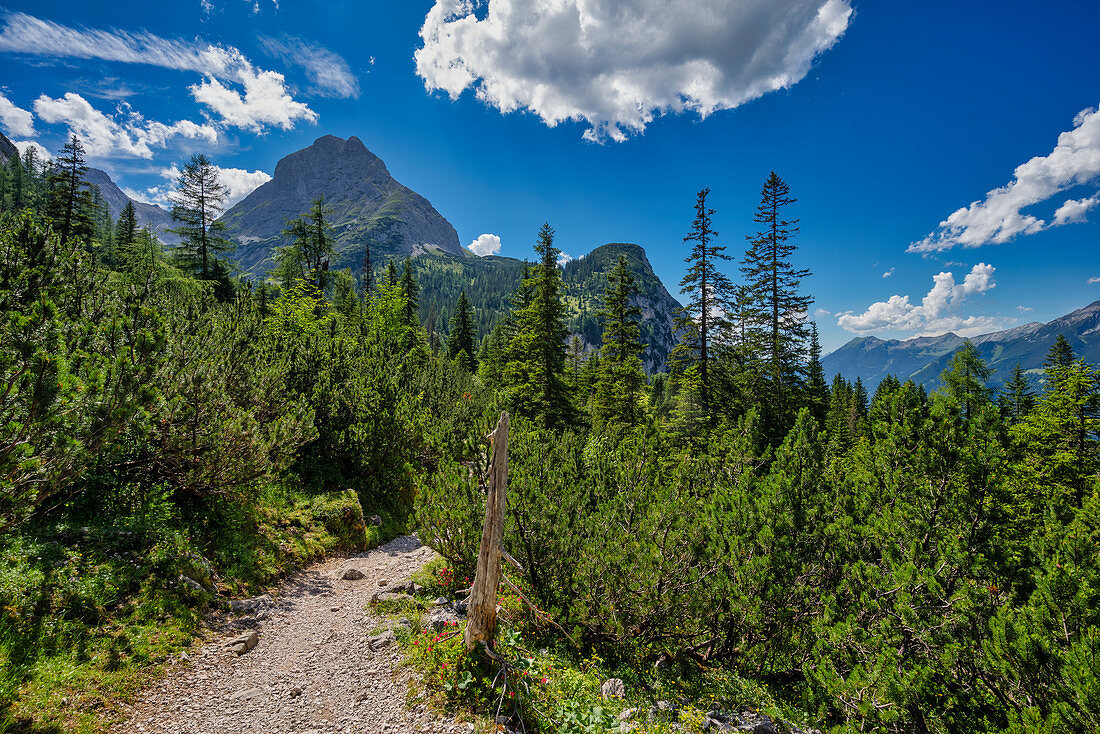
(401, 258, 419, 327)
(999, 363, 1035, 422)
(942, 341, 992, 422)
(277, 196, 335, 292)
(116, 201, 138, 256)
(169, 153, 231, 281)
(446, 290, 477, 370)
(46, 134, 93, 247)
(385, 259, 398, 287)
(1044, 335, 1076, 391)
(805, 322, 829, 425)
(594, 254, 647, 425)
(502, 223, 574, 428)
(359, 240, 373, 299)
(740, 172, 812, 434)
(673, 188, 732, 424)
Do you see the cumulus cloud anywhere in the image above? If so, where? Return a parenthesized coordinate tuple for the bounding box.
(415, 0, 852, 142)
(838, 263, 1001, 336)
(13, 140, 50, 160)
(0, 93, 34, 137)
(467, 233, 502, 256)
(34, 93, 217, 158)
(258, 36, 359, 98)
(0, 12, 317, 134)
(139, 163, 271, 208)
(557, 251, 574, 267)
(909, 105, 1100, 253)
(814, 307, 832, 317)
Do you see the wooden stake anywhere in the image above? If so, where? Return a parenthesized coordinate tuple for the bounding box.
(464, 411, 509, 651)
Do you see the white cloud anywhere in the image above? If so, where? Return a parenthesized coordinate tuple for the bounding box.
(215, 166, 271, 206)
(814, 307, 832, 317)
(838, 263, 1000, 335)
(910, 105, 1100, 253)
(13, 140, 50, 160)
(138, 163, 271, 208)
(0, 93, 34, 137)
(467, 233, 502, 256)
(882, 267, 895, 278)
(34, 93, 217, 159)
(557, 251, 574, 267)
(1053, 195, 1099, 225)
(0, 12, 316, 135)
(1017, 305, 1034, 312)
(415, 0, 852, 142)
(1089, 276, 1100, 285)
(258, 36, 359, 98)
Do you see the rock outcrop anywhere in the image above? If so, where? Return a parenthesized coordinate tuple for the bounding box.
(219, 134, 462, 276)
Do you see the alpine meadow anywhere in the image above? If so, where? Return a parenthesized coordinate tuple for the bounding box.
(0, 2, 1098, 734)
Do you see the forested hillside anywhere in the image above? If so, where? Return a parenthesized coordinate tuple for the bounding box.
(1, 135, 1098, 734)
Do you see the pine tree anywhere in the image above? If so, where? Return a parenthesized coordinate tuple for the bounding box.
(1044, 335, 1076, 391)
(502, 223, 574, 428)
(999, 364, 1036, 422)
(942, 341, 993, 422)
(169, 153, 231, 280)
(805, 322, 829, 425)
(672, 188, 732, 424)
(446, 290, 477, 370)
(740, 172, 812, 435)
(594, 254, 647, 426)
(46, 134, 93, 247)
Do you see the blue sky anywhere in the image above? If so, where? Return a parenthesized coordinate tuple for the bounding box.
(1, 0, 1098, 352)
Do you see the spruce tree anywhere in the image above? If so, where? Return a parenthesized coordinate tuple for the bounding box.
(169, 153, 231, 281)
(46, 134, 93, 247)
(999, 363, 1035, 422)
(672, 188, 732, 424)
(359, 240, 373, 299)
(401, 258, 419, 327)
(1044, 335, 1076, 391)
(594, 254, 647, 425)
(502, 223, 574, 428)
(446, 290, 477, 370)
(116, 201, 138, 257)
(740, 172, 812, 435)
(805, 322, 829, 425)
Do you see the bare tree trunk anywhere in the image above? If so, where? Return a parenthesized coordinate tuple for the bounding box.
(464, 412, 509, 651)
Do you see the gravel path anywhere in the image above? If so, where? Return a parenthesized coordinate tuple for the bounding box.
(113, 535, 459, 734)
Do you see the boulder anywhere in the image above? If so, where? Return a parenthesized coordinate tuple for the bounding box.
(424, 607, 461, 632)
(368, 630, 396, 651)
(341, 568, 365, 581)
(229, 595, 273, 615)
(227, 630, 259, 655)
(601, 678, 625, 698)
(366, 514, 383, 526)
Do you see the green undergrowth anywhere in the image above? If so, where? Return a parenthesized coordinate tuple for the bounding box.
(399, 562, 815, 734)
(0, 486, 407, 734)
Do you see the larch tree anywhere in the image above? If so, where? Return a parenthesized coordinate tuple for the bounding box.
(942, 341, 993, 423)
(169, 153, 231, 281)
(594, 254, 647, 426)
(277, 196, 335, 292)
(740, 172, 812, 435)
(673, 188, 732, 424)
(999, 363, 1036, 422)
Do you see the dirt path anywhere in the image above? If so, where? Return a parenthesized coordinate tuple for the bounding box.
(113, 535, 458, 734)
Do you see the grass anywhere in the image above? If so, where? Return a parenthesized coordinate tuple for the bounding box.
(0, 485, 408, 733)
(398, 561, 817, 734)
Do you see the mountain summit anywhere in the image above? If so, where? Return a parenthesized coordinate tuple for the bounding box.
(220, 135, 462, 275)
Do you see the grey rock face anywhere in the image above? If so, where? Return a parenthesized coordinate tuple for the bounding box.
(0, 131, 18, 164)
(219, 134, 463, 276)
(84, 168, 179, 245)
(601, 678, 625, 698)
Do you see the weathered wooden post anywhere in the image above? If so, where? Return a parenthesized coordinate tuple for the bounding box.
(464, 411, 509, 651)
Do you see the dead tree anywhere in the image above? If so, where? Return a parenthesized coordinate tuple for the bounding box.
(464, 412, 509, 651)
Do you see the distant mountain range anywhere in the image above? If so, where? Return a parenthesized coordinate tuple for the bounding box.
(219, 135, 463, 276)
(84, 168, 179, 245)
(823, 301, 1100, 391)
